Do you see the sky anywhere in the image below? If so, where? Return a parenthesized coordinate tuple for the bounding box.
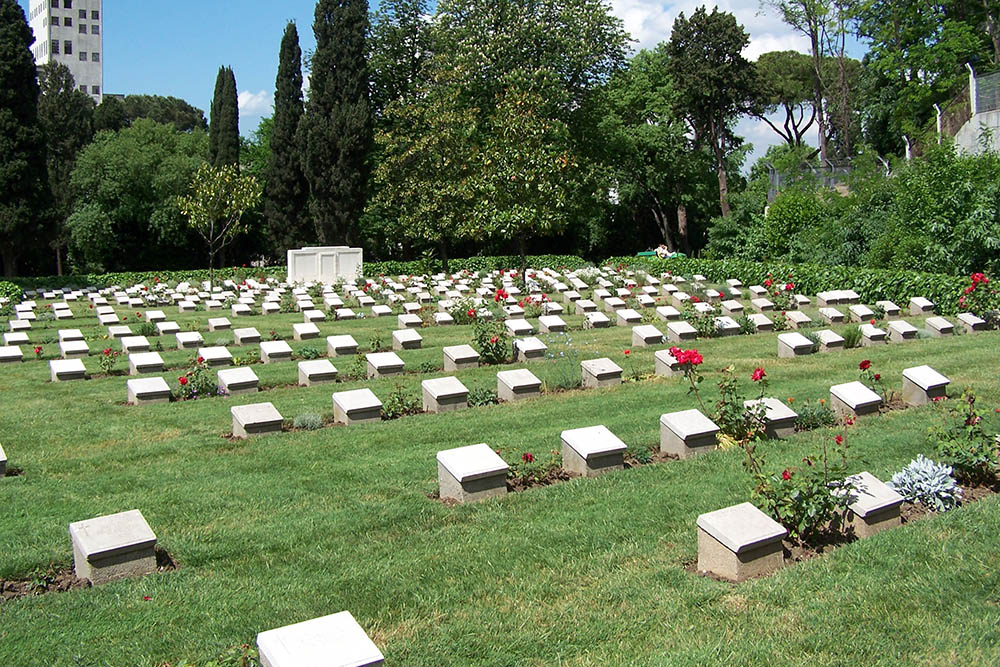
(18, 0, 836, 168)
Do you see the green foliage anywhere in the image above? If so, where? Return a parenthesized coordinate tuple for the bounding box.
(292, 413, 324, 431)
(93, 95, 127, 133)
(929, 389, 1000, 485)
(265, 23, 310, 254)
(381, 383, 421, 420)
(0, 280, 22, 302)
(299, 346, 321, 360)
(753, 50, 816, 146)
(793, 399, 836, 431)
(209, 66, 240, 168)
(888, 455, 963, 512)
(176, 359, 222, 400)
(134, 321, 157, 338)
(300, 0, 373, 245)
(841, 324, 862, 349)
(97, 347, 122, 375)
(472, 318, 509, 365)
(764, 187, 823, 256)
(118, 94, 207, 131)
(0, 0, 51, 277)
(468, 386, 499, 407)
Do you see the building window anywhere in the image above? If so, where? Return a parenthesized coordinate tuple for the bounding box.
(79, 24, 86, 34)
(80, 85, 87, 93)
(50, 0, 58, 7)
(92, 52, 100, 62)
(64, 0, 72, 8)
(92, 86, 100, 95)
(42, 17, 47, 27)
(78, 8, 85, 18)
(91, 24, 99, 35)
(51, 39, 59, 54)
(64, 40, 72, 55)
(79, 51, 87, 61)
(64, 17, 71, 26)
(91, 10, 99, 20)
(51, 16, 58, 26)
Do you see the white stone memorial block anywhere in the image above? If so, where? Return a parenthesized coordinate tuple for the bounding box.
(615, 309, 642, 326)
(196, 346, 231, 367)
(505, 319, 534, 336)
(3, 331, 28, 346)
(542, 301, 565, 315)
(156, 321, 181, 336)
(603, 296, 627, 313)
(176, 331, 203, 350)
(786, 311, 812, 329)
(234, 328, 262, 345)
(326, 334, 359, 357)
(748, 313, 773, 332)
(232, 402, 283, 438)
(298, 360, 338, 387)
(50, 358, 85, 382)
(793, 294, 811, 307)
(9, 319, 30, 332)
(777, 332, 814, 359)
(513, 337, 547, 362)
(697, 503, 787, 582)
(260, 340, 293, 364)
(653, 349, 683, 377)
(751, 298, 774, 312)
(666, 320, 697, 343)
(504, 305, 525, 318)
(887, 320, 917, 342)
(830, 381, 882, 418)
(443, 344, 479, 371)
(957, 312, 987, 333)
(59, 339, 90, 359)
(876, 300, 901, 318)
(177, 301, 196, 313)
(437, 443, 509, 503)
(218, 367, 260, 396)
(371, 304, 392, 318)
(909, 297, 935, 316)
(0, 346, 23, 363)
(392, 328, 423, 351)
(303, 309, 326, 323)
(859, 323, 887, 346)
(422, 376, 469, 413)
(398, 314, 422, 329)
(581, 357, 622, 389)
(561, 424, 627, 477)
(121, 336, 151, 354)
(261, 302, 280, 315)
(574, 299, 597, 315)
(129, 352, 164, 375)
(656, 305, 681, 321)
(815, 329, 844, 351)
(819, 307, 846, 324)
(333, 388, 383, 425)
(208, 318, 232, 332)
(901, 365, 949, 406)
(925, 316, 954, 337)
(58, 328, 84, 342)
(725, 278, 743, 288)
(292, 323, 321, 341)
(257, 610, 384, 667)
(98, 313, 120, 325)
(334, 308, 356, 321)
(108, 325, 133, 339)
(496, 368, 541, 402)
(843, 471, 904, 538)
(584, 312, 611, 329)
(744, 397, 797, 439)
(849, 304, 875, 323)
(660, 409, 719, 458)
(671, 292, 691, 308)
(748, 285, 767, 297)
(816, 291, 839, 307)
(720, 300, 743, 317)
(366, 351, 404, 378)
(127, 377, 172, 405)
(69, 509, 157, 585)
(537, 315, 566, 333)
(632, 325, 664, 347)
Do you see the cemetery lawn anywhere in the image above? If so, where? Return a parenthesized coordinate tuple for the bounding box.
(2, 306, 1000, 664)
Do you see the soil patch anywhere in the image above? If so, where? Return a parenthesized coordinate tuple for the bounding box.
(506, 467, 574, 492)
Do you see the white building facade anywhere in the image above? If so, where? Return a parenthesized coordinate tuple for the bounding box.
(27, 0, 103, 103)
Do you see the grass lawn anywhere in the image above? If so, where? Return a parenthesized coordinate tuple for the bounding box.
(2, 289, 999, 665)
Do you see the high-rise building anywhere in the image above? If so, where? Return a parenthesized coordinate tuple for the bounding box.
(27, 0, 103, 102)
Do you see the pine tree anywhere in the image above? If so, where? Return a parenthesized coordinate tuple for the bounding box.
(300, 0, 373, 244)
(264, 22, 310, 252)
(209, 66, 240, 168)
(0, 0, 51, 276)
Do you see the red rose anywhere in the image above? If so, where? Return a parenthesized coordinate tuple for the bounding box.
(751, 367, 766, 382)
(489, 336, 498, 344)
(764, 279, 773, 288)
(178, 376, 188, 385)
(467, 309, 476, 318)
(870, 319, 875, 325)
(874, 373, 881, 381)
(781, 469, 792, 481)
(624, 349, 631, 356)
(197, 356, 204, 364)
(521, 452, 534, 463)
(784, 283, 794, 291)
(835, 434, 843, 445)
(859, 359, 871, 371)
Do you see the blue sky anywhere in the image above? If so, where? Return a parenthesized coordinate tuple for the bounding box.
(18, 0, 852, 166)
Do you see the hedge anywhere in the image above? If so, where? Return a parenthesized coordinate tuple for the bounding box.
(7, 255, 592, 292)
(603, 256, 971, 316)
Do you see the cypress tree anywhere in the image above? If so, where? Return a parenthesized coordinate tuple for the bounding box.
(300, 0, 373, 244)
(0, 0, 51, 276)
(265, 22, 310, 251)
(209, 66, 240, 168)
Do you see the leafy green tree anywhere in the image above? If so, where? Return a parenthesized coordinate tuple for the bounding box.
(67, 119, 208, 272)
(0, 0, 51, 276)
(94, 95, 127, 132)
(209, 66, 240, 168)
(120, 95, 207, 131)
(300, 0, 373, 245)
(369, 0, 432, 119)
(753, 50, 817, 147)
(242, 116, 272, 181)
(372, 63, 479, 272)
(265, 22, 310, 253)
(667, 7, 756, 217)
(178, 163, 263, 287)
(37, 62, 95, 275)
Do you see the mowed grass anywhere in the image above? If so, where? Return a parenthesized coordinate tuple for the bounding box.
(2, 296, 1000, 665)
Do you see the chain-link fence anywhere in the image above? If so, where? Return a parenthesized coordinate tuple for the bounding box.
(976, 70, 1000, 113)
(767, 162, 852, 202)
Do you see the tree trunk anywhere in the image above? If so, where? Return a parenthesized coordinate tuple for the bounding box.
(712, 125, 731, 217)
(518, 236, 527, 286)
(677, 203, 691, 255)
(809, 31, 828, 162)
(439, 239, 450, 274)
(209, 248, 216, 289)
(2, 247, 17, 278)
(55, 245, 63, 277)
(650, 196, 676, 251)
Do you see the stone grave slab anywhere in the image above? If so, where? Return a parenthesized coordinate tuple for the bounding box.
(632, 325, 664, 347)
(751, 298, 774, 312)
(513, 337, 547, 362)
(293, 323, 321, 341)
(876, 300, 901, 318)
(574, 299, 597, 315)
(333, 388, 383, 425)
(69, 509, 157, 585)
(176, 332, 203, 350)
(437, 443, 509, 503)
(232, 402, 283, 438)
(859, 323, 887, 346)
(902, 365, 949, 406)
(303, 309, 326, 323)
(422, 376, 469, 413)
(3, 332, 28, 346)
(443, 344, 479, 371)
(925, 316, 954, 337)
(697, 502, 786, 582)
(583, 312, 611, 329)
(819, 307, 846, 324)
(656, 305, 681, 321)
(830, 381, 882, 418)
(786, 311, 812, 329)
(392, 328, 423, 351)
(298, 360, 338, 387)
(327, 335, 359, 357)
(127, 377, 171, 405)
(156, 321, 181, 336)
(218, 367, 260, 396)
(721, 300, 743, 317)
(660, 409, 720, 458)
(260, 340, 293, 363)
(714, 316, 740, 336)
(777, 332, 814, 358)
(888, 320, 917, 342)
(366, 352, 404, 378)
(234, 328, 262, 345)
(0, 346, 23, 363)
(849, 304, 875, 323)
(749, 313, 773, 332)
(744, 397, 798, 439)
(60, 339, 90, 359)
(208, 318, 231, 332)
(257, 611, 384, 667)
(121, 336, 150, 354)
(538, 315, 567, 333)
(815, 329, 844, 351)
(666, 320, 697, 343)
(505, 319, 534, 336)
(615, 309, 642, 326)
(50, 358, 86, 382)
(957, 312, 987, 333)
(561, 425, 627, 477)
(198, 346, 233, 367)
(910, 297, 935, 316)
(581, 358, 622, 388)
(129, 352, 164, 375)
(843, 471, 904, 538)
(497, 368, 541, 402)
(398, 314, 422, 329)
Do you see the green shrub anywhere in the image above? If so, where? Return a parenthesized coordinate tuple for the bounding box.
(299, 346, 321, 360)
(0, 281, 22, 303)
(292, 413, 323, 430)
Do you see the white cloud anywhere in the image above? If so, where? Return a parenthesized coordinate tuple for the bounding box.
(238, 89, 272, 116)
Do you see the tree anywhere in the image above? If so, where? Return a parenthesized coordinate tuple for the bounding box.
(37, 62, 95, 275)
(753, 50, 817, 147)
(372, 63, 480, 272)
(94, 95, 127, 132)
(67, 119, 208, 272)
(265, 22, 310, 253)
(0, 0, 51, 276)
(177, 163, 262, 287)
(300, 0, 373, 245)
(369, 0, 432, 119)
(120, 95, 207, 131)
(209, 66, 240, 168)
(667, 7, 756, 217)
